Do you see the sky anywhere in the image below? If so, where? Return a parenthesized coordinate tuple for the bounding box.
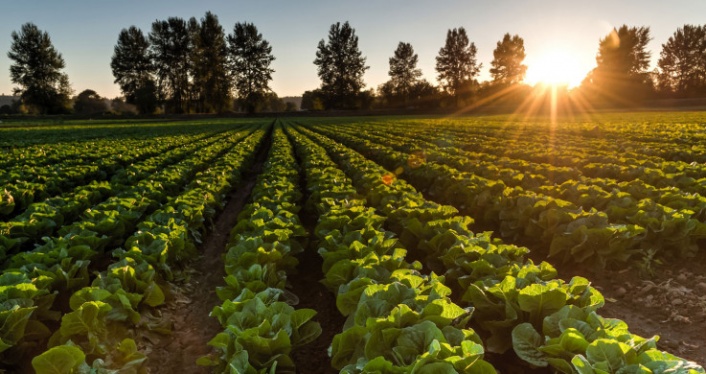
(1, 0, 705, 99)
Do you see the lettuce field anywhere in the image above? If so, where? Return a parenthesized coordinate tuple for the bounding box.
(1, 114, 705, 373)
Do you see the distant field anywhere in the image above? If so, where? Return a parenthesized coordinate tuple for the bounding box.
(1, 113, 704, 372)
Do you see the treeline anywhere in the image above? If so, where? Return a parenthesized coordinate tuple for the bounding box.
(6, 15, 706, 115)
(5, 13, 285, 115)
(305, 23, 706, 111)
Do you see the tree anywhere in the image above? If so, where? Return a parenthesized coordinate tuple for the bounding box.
(149, 17, 192, 113)
(262, 92, 285, 112)
(110, 97, 138, 115)
(111, 26, 157, 114)
(657, 25, 706, 97)
(490, 33, 527, 85)
(582, 25, 652, 103)
(189, 12, 231, 113)
(8, 23, 72, 114)
(409, 80, 440, 108)
(436, 27, 481, 106)
(388, 42, 422, 105)
(227, 22, 275, 114)
(301, 89, 325, 111)
(314, 21, 369, 109)
(73, 89, 107, 115)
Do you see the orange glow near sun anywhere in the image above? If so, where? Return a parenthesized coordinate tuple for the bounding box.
(525, 49, 585, 88)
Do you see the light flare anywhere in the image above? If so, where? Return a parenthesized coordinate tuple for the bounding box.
(525, 49, 585, 87)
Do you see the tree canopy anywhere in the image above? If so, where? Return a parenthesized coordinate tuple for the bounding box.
(314, 21, 369, 109)
(387, 42, 423, 105)
(436, 27, 481, 106)
(8, 23, 72, 114)
(582, 25, 652, 103)
(490, 33, 527, 85)
(73, 89, 107, 114)
(228, 22, 275, 114)
(191, 12, 230, 113)
(149, 17, 192, 113)
(111, 26, 156, 114)
(657, 25, 706, 97)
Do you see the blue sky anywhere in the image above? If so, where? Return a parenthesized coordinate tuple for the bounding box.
(1, 0, 705, 98)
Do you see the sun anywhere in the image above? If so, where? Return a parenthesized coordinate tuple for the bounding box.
(525, 49, 585, 87)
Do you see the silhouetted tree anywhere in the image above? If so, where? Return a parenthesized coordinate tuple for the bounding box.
(388, 42, 422, 105)
(657, 25, 706, 97)
(149, 17, 192, 113)
(189, 12, 231, 113)
(73, 89, 107, 114)
(436, 27, 481, 107)
(110, 97, 138, 115)
(263, 92, 286, 112)
(228, 22, 275, 114)
(409, 79, 440, 108)
(490, 33, 527, 85)
(301, 89, 325, 111)
(111, 26, 157, 114)
(8, 23, 72, 114)
(314, 22, 369, 109)
(582, 25, 652, 104)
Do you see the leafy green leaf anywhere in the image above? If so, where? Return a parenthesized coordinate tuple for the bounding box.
(32, 344, 86, 374)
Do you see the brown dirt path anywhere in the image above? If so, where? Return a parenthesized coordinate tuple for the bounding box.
(566, 257, 706, 366)
(143, 137, 270, 373)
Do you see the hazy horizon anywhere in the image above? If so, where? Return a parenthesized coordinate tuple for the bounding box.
(1, 0, 705, 99)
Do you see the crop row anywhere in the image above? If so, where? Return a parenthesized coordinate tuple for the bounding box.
(0, 129, 227, 219)
(293, 122, 705, 373)
(366, 119, 706, 193)
(200, 124, 321, 373)
(308, 121, 706, 269)
(1, 124, 268, 371)
(0, 129, 244, 262)
(286, 123, 497, 372)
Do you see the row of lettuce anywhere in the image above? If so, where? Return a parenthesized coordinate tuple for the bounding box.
(196, 124, 496, 373)
(306, 119, 706, 270)
(0, 130, 235, 261)
(189, 121, 705, 373)
(198, 125, 321, 372)
(0, 124, 268, 372)
(0, 122, 240, 218)
(3, 118, 703, 372)
(287, 122, 703, 373)
(287, 125, 497, 372)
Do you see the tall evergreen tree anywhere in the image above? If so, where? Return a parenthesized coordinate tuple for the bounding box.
(191, 12, 230, 113)
(435, 27, 481, 106)
(582, 25, 652, 103)
(228, 22, 275, 113)
(388, 42, 422, 105)
(110, 26, 156, 114)
(489, 33, 527, 85)
(149, 17, 192, 113)
(657, 25, 706, 97)
(314, 21, 369, 109)
(8, 23, 72, 114)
